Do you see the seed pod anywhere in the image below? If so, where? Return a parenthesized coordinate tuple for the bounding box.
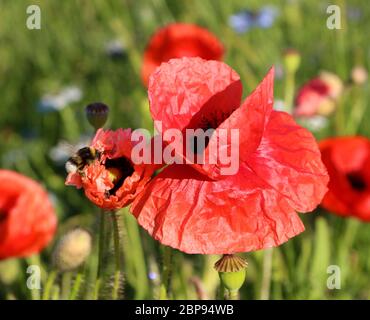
(214, 254, 247, 292)
(53, 228, 92, 272)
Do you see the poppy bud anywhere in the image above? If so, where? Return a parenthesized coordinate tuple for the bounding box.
(283, 49, 301, 74)
(351, 66, 368, 85)
(53, 228, 92, 272)
(85, 102, 110, 130)
(214, 254, 247, 298)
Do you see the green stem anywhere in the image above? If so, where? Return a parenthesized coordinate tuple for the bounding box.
(111, 211, 123, 300)
(59, 106, 79, 141)
(122, 211, 149, 299)
(217, 284, 225, 300)
(228, 289, 239, 300)
(260, 248, 273, 300)
(69, 273, 83, 300)
(42, 270, 57, 300)
(94, 210, 107, 300)
(30, 288, 40, 300)
(61, 272, 72, 300)
(159, 246, 173, 300)
(26, 255, 42, 300)
(284, 72, 296, 114)
(51, 285, 60, 300)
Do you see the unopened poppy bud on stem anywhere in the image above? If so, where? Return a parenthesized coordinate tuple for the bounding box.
(214, 254, 247, 300)
(85, 102, 110, 130)
(283, 49, 301, 74)
(53, 228, 92, 272)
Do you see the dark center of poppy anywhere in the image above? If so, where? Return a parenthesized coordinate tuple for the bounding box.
(0, 210, 6, 224)
(191, 111, 231, 154)
(346, 172, 367, 192)
(105, 157, 134, 196)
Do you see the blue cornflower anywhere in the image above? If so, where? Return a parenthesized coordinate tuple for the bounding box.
(229, 6, 279, 33)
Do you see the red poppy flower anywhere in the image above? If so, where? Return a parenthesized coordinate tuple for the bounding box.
(141, 23, 224, 86)
(295, 72, 343, 117)
(0, 170, 57, 259)
(66, 128, 155, 211)
(131, 57, 329, 254)
(319, 136, 370, 221)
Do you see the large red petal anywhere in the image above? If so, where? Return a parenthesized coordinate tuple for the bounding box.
(148, 57, 242, 134)
(193, 67, 275, 179)
(246, 111, 329, 213)
(131, 164, 304, 254)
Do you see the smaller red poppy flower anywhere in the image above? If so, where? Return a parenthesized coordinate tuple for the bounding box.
(295, 71, 343, 117)
(141, 23, 224, 86)
(0, 170, 57, 260)
(65, 128, 155, 211)
(319, 136, 370, 221)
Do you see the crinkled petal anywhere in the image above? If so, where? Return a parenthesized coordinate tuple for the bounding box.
(246, 111, 329, 213)
(148, 57, 242, 133)
(193, 67, 274, 179)
(131, 164, 305, 254)
(91, 128, 133, 159)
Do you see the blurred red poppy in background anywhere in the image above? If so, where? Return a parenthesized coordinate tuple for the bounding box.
(131, 57, 329, 254)
(0, 170, 57, 259)
(320, 136, 370, 221)
(66, 128, 155, 210)
(141, 23, 224, 86)
(294, 71, 343, 117)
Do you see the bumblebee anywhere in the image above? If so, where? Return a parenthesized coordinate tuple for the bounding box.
(65, 147, 101, 175)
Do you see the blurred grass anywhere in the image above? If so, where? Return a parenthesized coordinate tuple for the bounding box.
(0, 0, 370, 300)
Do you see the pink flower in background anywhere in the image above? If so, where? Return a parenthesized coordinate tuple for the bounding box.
(295, 71, 343, 117)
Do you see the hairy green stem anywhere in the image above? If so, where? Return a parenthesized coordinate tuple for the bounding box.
(284, 72, 296, 114)
(159, 246, 173, 300)
(93, 210, 107, 299)
(228, 289, 239, 300)
(111, 211, 123, 300)
(26, 255, 42, 300)
(42, 270, 57, 300)
(260, 248, 273, 300)
(61, 272, 72, 300)
(69, 273, 83, 300)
